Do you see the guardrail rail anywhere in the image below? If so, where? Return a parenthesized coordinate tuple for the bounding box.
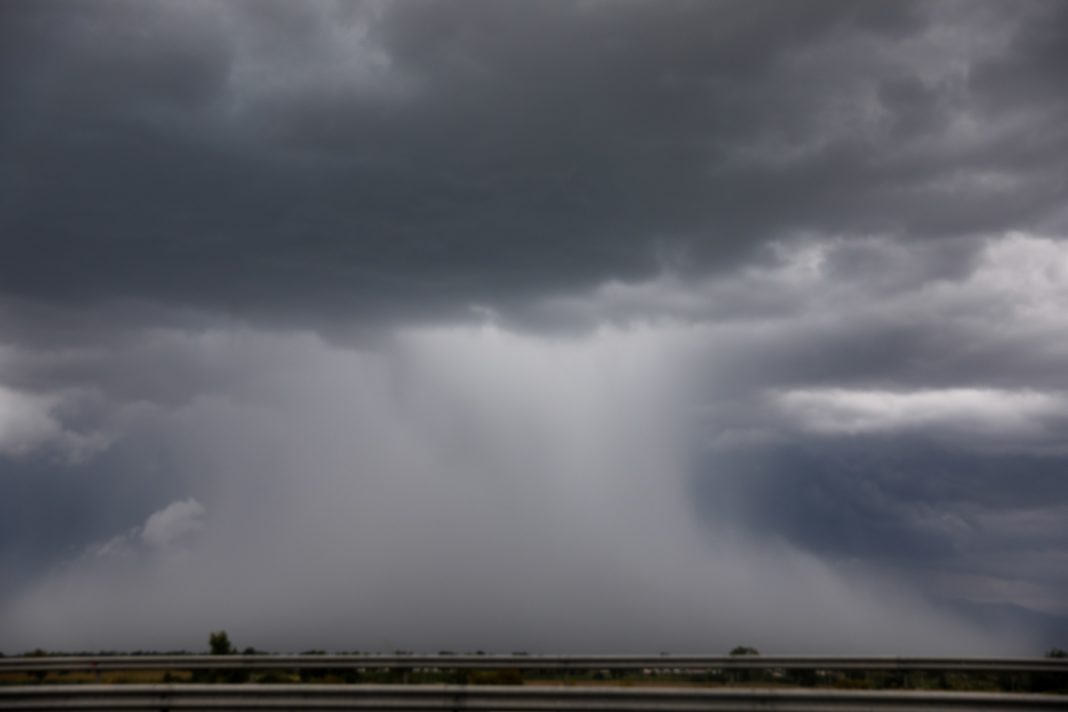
(1, 683, 1065, 711)
(3, 654, 1067, 674)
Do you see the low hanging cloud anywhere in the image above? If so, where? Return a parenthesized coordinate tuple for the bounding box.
(0, 325, 1015, 655)
(775, 387, 1068, 452)
(0, 385, 111, 463)
(139, 498, 207, 549)
(90, 498, 206, 559)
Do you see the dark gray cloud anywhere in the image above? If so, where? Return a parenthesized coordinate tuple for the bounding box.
(0, 442, 193, 598)
(2, 0, 1066, 326)
(695, 441, 1068, 574)
(694, 440, 1068, 647)
(2, 1, 1068, 655)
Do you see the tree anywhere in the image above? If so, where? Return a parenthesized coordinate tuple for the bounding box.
(203, 631, 248, 683)
(727, 646, 761, 684)
(209, 631, 234, 656)
(729, 645, 759, 656)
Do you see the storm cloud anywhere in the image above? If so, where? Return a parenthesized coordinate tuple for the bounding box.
(2, 0, 1067, 654)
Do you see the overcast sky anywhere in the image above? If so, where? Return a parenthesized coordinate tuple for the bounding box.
(2, 0, 1067, 655)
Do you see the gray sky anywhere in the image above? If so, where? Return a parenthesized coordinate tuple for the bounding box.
(1, 0, 1067, 655)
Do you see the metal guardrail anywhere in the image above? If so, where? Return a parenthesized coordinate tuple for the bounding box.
(0, 684, 1064, 711)
(2, 654, 1067, 674)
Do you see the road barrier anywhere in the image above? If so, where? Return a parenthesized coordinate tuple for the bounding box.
(2, 653, 1067, 674)
(0, 684, 1064, 711)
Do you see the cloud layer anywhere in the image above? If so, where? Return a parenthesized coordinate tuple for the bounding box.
(2, 1, 1067, 654)
(0, 324, 1019, 654)
(3, 0, 1067, 325)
